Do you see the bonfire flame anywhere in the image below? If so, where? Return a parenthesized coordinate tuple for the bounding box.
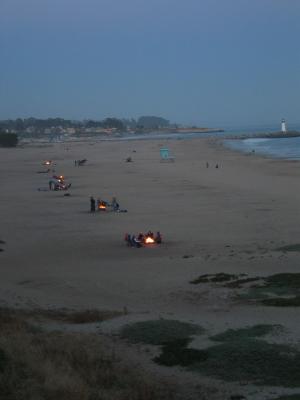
(145, 236, 155, 244)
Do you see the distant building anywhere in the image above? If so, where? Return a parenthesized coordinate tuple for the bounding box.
(281, 118, 287, 133)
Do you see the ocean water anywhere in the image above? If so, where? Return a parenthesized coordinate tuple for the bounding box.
(224, 136, 300, 160)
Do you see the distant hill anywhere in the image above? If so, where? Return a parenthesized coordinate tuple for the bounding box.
(137, 116, 170, 129)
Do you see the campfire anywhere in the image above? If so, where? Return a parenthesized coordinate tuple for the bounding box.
(98, 203, 106, 210)
(125, 231, 162, 248)
(43, 160, 52, 166)
(145, 236, 155, 244)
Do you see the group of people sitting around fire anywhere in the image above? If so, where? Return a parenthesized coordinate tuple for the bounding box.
(49, 175, 71, 191)
(124, 231, 162, 247)
(90, 196, 123, 212)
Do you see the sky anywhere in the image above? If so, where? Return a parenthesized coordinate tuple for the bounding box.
(0, 0, 300, 127)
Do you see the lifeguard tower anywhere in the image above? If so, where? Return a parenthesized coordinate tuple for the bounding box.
(160, 147, 174, 162)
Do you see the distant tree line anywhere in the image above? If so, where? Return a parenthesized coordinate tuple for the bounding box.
(136, 116, 169, 129)
(0, 115, 171, 133)
(0, 118, 77, 132)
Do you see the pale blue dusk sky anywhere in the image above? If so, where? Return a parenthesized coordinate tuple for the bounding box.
(0, 0, 299, 126)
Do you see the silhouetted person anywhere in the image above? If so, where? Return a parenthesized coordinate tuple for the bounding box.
(90, 196, 96, 212)
(132, 235, 141, 248)
(97, 198, 101, 210)
(155, 231, 162, 244)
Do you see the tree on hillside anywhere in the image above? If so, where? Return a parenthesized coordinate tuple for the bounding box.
(137, 116, 170, 129)
(101, 118, 125, 131)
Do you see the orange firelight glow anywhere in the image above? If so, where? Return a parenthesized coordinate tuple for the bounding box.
(145, 237, 155, 244)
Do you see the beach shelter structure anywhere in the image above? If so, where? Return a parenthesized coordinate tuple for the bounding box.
(160, 147, 174, 162)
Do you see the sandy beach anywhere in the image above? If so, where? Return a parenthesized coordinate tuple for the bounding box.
(1, 137, 300, 398)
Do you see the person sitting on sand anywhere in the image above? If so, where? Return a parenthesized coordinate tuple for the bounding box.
(111, 196, 119, 210)
(132, 235, 141, 248)
(113, 202, 120, 211)
(128, 234, 136, 247)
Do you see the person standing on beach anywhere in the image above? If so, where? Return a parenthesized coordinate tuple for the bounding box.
(90, 196, 96, 212)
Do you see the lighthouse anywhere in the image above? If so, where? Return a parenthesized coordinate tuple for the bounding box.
(281, 118, 287, 133)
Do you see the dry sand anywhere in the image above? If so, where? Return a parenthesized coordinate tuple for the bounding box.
(1, 136, 300, 398)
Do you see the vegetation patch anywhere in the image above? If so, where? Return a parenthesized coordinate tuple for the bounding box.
(190, 272, 300, 308)
(210, 324, 281, 342)
(225, 276, 261, 288)
(190, 271, 300, 308)
(261, 297, 300, 307)
(0, 348, 8, 372)
(277, 244, 300, 252)
(190, 273, 240, 284)
(0, 308, 175, 400)
(121, 319, 203, 345)
(39, 308, 123, 324)
(272, 395, 300, 400)
(153, 323, 300, 387)
(154, 336, 300, 387)
(0, 307, 123, 325)
(191, 340, 300, 387)
(265, 273, 300, 289)
(237, 274, 300, 306)
(154, 338, 208, 367)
